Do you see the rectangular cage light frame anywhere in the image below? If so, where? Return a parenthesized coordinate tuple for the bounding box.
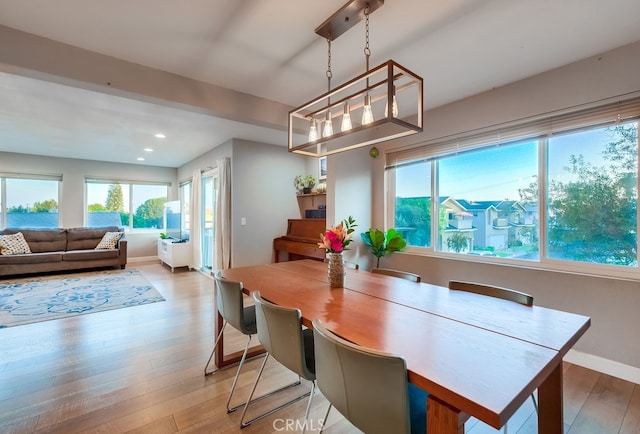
(288, 60, 423, 157)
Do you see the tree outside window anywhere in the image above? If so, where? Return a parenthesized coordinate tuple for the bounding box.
(547, 123, 638, 266)
(86, 182, 168, 230)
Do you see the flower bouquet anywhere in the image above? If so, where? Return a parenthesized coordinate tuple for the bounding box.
(318, 216, 357, 253)
(319, 216, 357, 287)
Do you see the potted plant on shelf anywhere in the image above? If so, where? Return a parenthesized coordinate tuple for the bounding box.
(360, 228, 407, 268)
(294, 175, 316, 194)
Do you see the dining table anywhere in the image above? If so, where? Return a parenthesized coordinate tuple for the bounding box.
(215, 259, 591, 434)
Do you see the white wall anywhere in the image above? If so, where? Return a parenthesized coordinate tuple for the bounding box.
(177, 139, 233, 183)
(333, 41, 640, 374)
(231, 139, 306, 266)
(178, 139, 307, 267)
(329, 147, 375, 269)
(0, 151, 177, 257)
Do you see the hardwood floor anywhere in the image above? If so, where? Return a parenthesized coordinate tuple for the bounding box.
(0, 261, 638, 433)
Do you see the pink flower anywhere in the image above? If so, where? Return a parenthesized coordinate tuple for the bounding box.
(326, 231, 343, 252)
(318, 216, 357, 253)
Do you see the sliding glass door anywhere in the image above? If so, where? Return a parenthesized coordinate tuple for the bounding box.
(201, 169, 218, 272)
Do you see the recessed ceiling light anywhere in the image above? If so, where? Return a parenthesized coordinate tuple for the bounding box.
(144, 148, 154, 152)
(137, 157, 145, 161)
(155, 133, 166, 139)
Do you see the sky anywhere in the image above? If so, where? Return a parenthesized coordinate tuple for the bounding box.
(395, 124, 628, 201)
(3, 181, 166, 211)
(395, 142, 538, 201)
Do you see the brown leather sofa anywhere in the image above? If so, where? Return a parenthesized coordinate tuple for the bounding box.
(0, 226, 127, 277)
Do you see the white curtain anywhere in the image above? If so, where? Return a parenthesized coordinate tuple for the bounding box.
(214, 157, 231, 270)
(189, 170, 202, 270)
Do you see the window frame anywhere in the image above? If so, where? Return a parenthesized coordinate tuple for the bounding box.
(0, 173, 62, 229)
(85, 178, 171, 232)
(385, 97, 640, 281)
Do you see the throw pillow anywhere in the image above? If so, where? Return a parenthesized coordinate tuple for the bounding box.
(95, 232, 124, 250)
(0, 232, 32, 255)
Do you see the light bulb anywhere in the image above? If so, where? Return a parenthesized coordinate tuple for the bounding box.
(322, 111, 334, 137)
(362, 95, 374, 125)
(341, 102, 352, 132)
(385, 95, 399, 118)
(308, 119, 318, 142)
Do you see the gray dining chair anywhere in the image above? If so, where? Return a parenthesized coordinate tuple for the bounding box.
(240, 291, 317, 429)
(311, 319, 427, 434)
(204, 273, 258, 413)
(448, 280, 537, 433)
(448, 280, 533, 306)
(371, 267, 421, 282)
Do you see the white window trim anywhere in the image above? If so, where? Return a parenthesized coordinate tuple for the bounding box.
(385, 97, 640, 281)
(84, 178, 171, 231)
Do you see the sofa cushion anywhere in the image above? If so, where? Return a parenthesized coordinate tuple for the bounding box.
(95, 232, 124, 250)
(0, 232, 32, 255)
(0, 228, 66, 253)
(0, 252, 62, 264)
(67, 226, 120, 250)
(63, 249, 119, 261)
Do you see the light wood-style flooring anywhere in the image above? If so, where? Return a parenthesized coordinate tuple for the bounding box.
(0, 261, 638, 433)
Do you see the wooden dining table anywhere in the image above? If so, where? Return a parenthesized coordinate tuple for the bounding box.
(216, 260, 590, 434)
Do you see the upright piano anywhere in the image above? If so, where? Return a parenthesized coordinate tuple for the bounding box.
(273, 218, 326, 263)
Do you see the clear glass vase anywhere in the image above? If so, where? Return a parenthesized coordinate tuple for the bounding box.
(327, 252, 345, 288)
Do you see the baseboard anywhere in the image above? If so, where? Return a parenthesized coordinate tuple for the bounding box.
(128, 256, 158, 263)
(564, 349, 640, 385)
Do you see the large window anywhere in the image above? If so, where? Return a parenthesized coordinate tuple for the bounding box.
(547, 124, 637, 266)
(86, 180, 169, 230)
(387, 98, 640, 277)
(437, 140, 539, 259)
(0, 175, 61, 229)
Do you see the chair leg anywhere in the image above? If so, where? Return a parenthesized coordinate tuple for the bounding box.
(203, 321, 227, 375)
(226, 334, 255, 413)
(239, 354, 310, 428)
(300, 381, 316, 434)
(319, 404, 332, 434)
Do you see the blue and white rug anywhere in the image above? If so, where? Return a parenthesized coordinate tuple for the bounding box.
(0, 268, 165, 328)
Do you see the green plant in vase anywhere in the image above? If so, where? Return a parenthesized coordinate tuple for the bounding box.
(294, 175, 316, 194)
(361, 228, 407, 268)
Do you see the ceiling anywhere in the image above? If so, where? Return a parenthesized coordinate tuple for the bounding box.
(1, 0, 640, 167)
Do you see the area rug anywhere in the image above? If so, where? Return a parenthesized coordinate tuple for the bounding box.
(0, 268, 165, 328)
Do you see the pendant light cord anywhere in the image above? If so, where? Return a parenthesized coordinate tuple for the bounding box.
(364, 5, 370, 74)
(327, 38, 332, 105)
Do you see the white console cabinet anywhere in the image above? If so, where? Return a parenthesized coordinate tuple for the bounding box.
(158, 239, 192, 272)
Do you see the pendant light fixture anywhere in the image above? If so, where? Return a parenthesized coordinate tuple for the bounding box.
(308, 119, 319, 142)
(341, 102, 352, 132)
(322, 39, 334, 138)
(288, 0, 423, 157)
(361, 7, 374, 126)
